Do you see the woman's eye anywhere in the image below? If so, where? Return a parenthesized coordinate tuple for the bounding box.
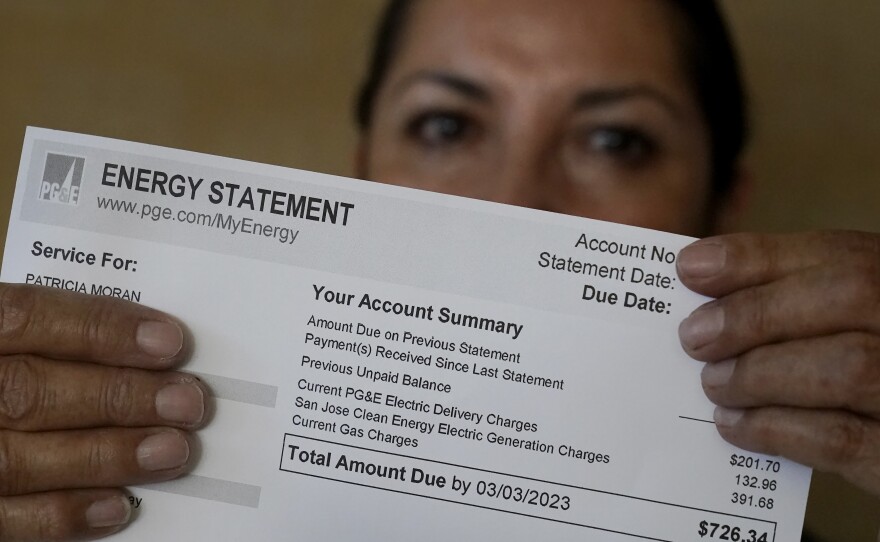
(581, 127, 656, 164)
(407, 112, 473, 148)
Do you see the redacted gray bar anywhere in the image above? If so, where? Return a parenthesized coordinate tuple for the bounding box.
(137, 474, 262, 508)
(194, 372, 278, 408)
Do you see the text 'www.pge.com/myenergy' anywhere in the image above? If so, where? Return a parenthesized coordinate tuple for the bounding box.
(95, 196, 300, 245)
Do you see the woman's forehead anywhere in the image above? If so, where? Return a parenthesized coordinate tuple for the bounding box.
(390, 0, 690, 95)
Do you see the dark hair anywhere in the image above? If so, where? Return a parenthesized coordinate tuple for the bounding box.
(355, 0, 414, 130)
(355, 0, 748, 199)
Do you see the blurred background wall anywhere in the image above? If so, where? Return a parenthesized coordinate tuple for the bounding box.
(0, 1, 878, 539)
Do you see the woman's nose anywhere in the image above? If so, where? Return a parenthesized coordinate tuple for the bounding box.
(484, 135, 547, 210)
(486, 132, 572, 214)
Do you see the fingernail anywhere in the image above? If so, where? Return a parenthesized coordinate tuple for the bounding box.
(137, 432, 189, 471)
(702, 359, 736, 388)
(86, 496, 131, 528)
(156, 383, 205, 425)
(679, 306, 724, 351)
(137, 321, 183, 360)
(714, 406, 745, 427)
(678, 243, 726, 278)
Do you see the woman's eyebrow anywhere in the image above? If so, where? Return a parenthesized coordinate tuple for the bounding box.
(390, 71, 491, 101)
(573, 86, 682, 118)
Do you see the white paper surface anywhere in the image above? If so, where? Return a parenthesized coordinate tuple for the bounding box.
(2, 127, 811, 541)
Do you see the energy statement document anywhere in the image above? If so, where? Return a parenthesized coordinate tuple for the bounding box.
(2, 128, 811, 541)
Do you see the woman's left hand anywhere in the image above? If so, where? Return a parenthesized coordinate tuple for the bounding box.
(676, 231, 880, 496)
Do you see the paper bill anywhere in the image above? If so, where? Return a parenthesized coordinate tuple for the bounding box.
(1, 128, 811, 541)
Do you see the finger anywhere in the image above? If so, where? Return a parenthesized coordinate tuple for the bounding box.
(678, 262, 880, 361)
(0, 356, 208, 431)
(713, 406, 880, 494)
(700, 333, 880, 415)
(0, 428, 193, 496)
(0, 283, 186, 369)
(0, 489, 131, 541)
(677, 231, 880, 297)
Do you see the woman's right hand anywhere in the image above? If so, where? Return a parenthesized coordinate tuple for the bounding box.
(0, 283, 208, 541)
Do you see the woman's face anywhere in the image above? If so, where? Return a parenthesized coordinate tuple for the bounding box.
(359, 0, 721, 236)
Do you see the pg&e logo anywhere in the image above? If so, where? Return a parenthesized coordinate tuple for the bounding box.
(39, 153, 85, 205)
